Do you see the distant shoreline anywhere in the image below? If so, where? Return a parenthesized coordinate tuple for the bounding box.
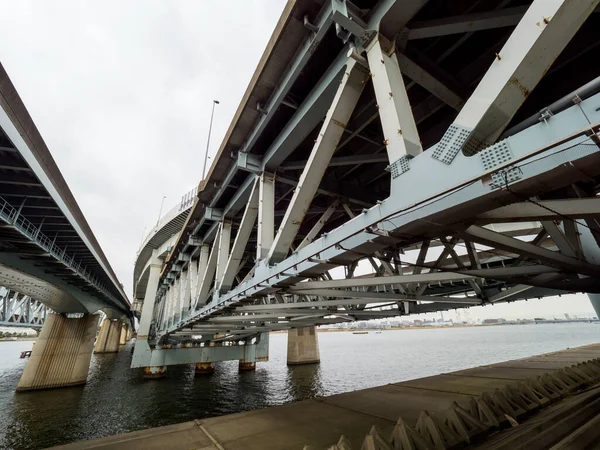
(271, 321, 599, 334)
(0, 337, 36, 342)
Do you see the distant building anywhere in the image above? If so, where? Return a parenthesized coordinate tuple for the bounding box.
(482, 318, 507, 324)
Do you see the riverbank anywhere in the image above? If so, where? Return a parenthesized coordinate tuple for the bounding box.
(0, 337, 36, 342)
(54, 343, 600, 449)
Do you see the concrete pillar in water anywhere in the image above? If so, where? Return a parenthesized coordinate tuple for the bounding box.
(287, 326, 320, 365)
(94, 318, 122, 353)
(119, 324, 128, 345)
(16, 313, 99, 392)
(239, 360, 256, 371)
(195, 362, 215, 375)
(143, 365, 167, 379)
(126, 326, 133, 341)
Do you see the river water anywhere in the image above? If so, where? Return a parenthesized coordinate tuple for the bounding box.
(0, 323, 598, 449)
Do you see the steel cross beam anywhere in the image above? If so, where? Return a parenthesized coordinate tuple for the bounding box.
(268, 59, 370, 263)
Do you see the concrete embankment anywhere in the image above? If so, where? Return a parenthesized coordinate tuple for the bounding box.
(52, 343, 600, 450)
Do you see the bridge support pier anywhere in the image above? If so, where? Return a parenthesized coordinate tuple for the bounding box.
(94, 318, 122, 353)
(16, 313, 99, 392)
(195, 362, 215, 375)
(143, 365, 167, 379)
(239, 360, 256, 371)
(287, 326, 320, 365)
(119, 324, 129, 345)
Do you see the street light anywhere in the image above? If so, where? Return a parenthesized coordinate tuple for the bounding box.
(202, 100, 220, 180)
(156, 195, 166, 226)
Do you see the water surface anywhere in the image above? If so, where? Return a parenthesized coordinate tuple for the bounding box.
(0, 323, 598, 449)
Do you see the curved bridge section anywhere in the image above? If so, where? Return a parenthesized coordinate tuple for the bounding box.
(133, 189, 196, 311)
(133, 0, 600, 370)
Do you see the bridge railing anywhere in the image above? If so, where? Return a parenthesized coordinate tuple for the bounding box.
(179, 185, 198, 211)
(0, 197, 122, 308)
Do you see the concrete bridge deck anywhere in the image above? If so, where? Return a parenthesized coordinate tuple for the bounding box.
(54, 343, 600, 450)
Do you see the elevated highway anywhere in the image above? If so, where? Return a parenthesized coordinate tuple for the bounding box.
(132, 0, 600, 373)
(133, 188, 196, 312)
(0, 63, 133, 390)
(0, 63, 130, 318)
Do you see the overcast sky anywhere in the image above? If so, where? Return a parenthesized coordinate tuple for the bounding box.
(0, 1, 596, 320)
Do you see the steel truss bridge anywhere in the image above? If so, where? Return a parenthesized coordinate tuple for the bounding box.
(133, 0, 600, 367)
(0, 287, 48, 328)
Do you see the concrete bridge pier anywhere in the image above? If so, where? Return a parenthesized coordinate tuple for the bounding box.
(94, 318, 122, 353)
(16, 313, 99, 392)
(119, 324, 129, 345)
(287, 326, 320, 365)
(238, 360, 255, 371)
(195, 362, 215, 375)
(144, 364, 167, 379)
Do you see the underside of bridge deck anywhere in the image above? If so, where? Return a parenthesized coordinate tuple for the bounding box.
(132, 0, 600, 370)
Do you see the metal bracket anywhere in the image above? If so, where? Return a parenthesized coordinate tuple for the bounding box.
(386, 155, 412, 179)
(204, 207, 224, 222)
(479, 140, 523, 190)
(237, 152, 262, 174)
(331, 0, 375, 48)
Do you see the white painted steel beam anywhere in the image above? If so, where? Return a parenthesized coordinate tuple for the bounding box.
(366, 36, 422, 162)
(289, 289, 482, 304)
(280, 154, 389, 171)
(452, 0, 599, 152)
(396, 52, 464, 111)
(220, 178, 259, 292)
(181, 270, 191, 319)
(407, 6, 528, 40)
(288, 265, 559, 290)
(475, 198, 600, 223)
(461, 225, 600, 278)
(214, 221, 232, 296)
(196, 238, 219, 308)
(297, 199, 340, 251)
(257, 172, 275, 261)
(268, 59, 369, 263)
(541, 221, 577, 258)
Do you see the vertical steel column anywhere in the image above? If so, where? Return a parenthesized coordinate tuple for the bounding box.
(220, 177, 259, 292)
(215, 221, 232, 291)
(366, 35, 422, 162)
(257, 172, 275, 262)
(268, 59, 369, 263)
(137, 256, 162, 340)
(181, 269, 192, 320)
(172, 276, 182, 325)
(193, 245, 210, 307)
(187, 259, 199, 315)
(196, 239, 219, 307)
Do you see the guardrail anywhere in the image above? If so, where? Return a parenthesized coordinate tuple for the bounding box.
(179, 185, 197, 211)
(0, 196, 123, 308)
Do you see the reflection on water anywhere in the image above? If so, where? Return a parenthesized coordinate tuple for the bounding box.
(0, 323, 598, 449)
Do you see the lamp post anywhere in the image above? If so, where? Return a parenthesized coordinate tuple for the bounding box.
(156, 195, 166, 226)
(202, 100, 220, 180)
